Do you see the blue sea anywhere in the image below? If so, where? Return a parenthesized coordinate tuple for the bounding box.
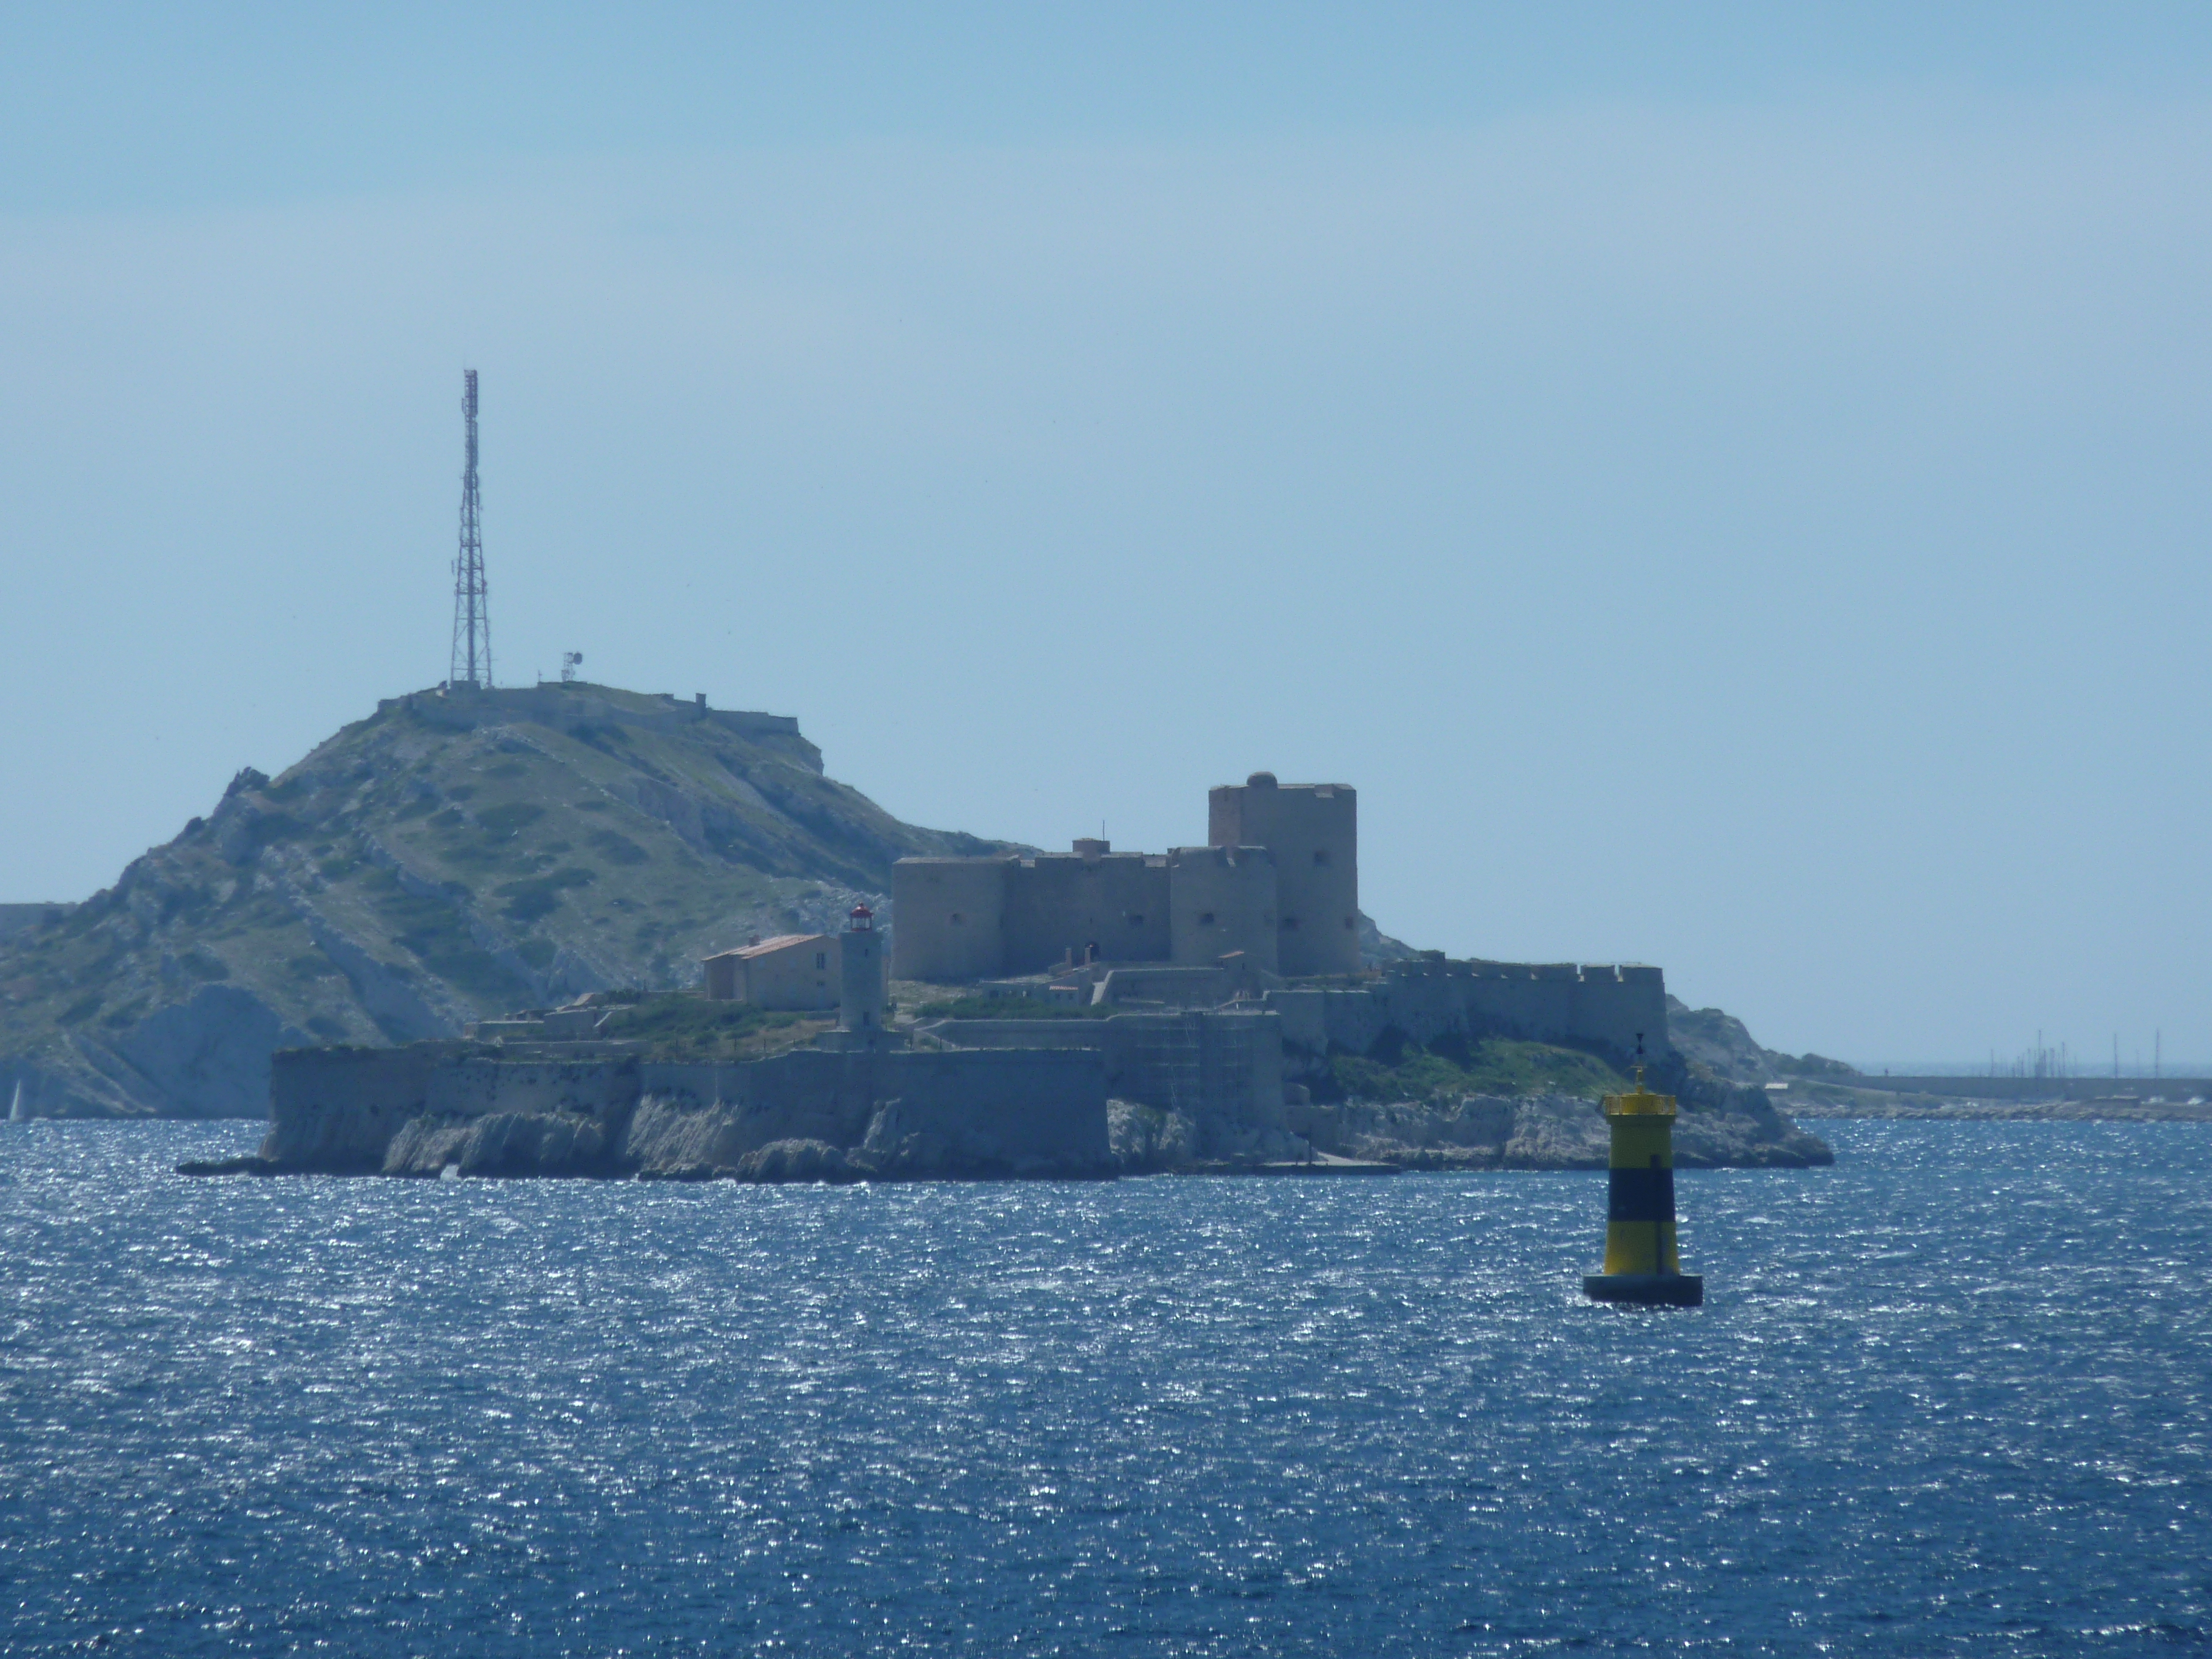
(1, 1121, 2206, 1657)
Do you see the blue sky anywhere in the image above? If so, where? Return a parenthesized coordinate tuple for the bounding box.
(4, 4, 2211, 1065)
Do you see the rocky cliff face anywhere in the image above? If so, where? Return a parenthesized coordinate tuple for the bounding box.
(0, 685, 1010, 1119)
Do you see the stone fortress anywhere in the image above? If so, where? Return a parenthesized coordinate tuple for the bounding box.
(893, 774, 1360, 980)
(244, 768, 1681, 1181)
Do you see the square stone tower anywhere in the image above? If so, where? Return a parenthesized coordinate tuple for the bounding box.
(1208, 773, 1359, 976)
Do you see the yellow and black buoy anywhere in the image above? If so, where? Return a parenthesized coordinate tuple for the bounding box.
(1583, 1041, 1703, 1308)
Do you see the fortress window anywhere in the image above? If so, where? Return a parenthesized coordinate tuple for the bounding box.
(1199, 911, 1216, 926)
(1127, 913, 1145, 926)
(1283, 916, 1300, 930)
(1344, 915, 1356, 930)
(1313, 848, 1330, 866)
(950, 913, 964, 925)
(814, 952, 827, 970)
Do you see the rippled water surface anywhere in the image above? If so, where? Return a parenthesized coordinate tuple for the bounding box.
(2, 1121, 2208, 1656)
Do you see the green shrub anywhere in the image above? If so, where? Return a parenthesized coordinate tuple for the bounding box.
(597, 994, 819, 1060)
(494, 867, 595, 924)
(1319, 1031, 1629, 1102)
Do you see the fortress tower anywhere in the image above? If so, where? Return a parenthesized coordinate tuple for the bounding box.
(1208, 774, 1358, 976)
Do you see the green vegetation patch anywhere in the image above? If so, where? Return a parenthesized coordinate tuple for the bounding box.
(1319, 1028, 1631, 1103)
(597, 993, 824, 1061)
(369, 883, 528, 1004)
(589, 828, 650, 866)
(493, 866, 595, 924)
(915, 994, 1113, 1021)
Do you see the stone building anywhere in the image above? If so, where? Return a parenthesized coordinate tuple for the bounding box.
(891, 773, 1355, 983)
(702, 933, 838, 1010)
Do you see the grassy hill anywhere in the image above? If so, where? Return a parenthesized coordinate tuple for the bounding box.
(0, 683, 1010, 1118)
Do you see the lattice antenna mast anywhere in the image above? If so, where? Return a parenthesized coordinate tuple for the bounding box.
(448, 369, 492, 689)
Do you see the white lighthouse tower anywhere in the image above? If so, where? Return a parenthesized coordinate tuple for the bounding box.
(839, 904, 887, 1034)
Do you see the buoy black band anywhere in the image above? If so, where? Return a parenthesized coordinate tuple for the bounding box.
(1606, 1165, 1675, 1224)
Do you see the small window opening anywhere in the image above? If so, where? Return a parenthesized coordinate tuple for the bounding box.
(950, 913, 964, 925)
(815, 952, 827, 970)
(1199, 911, 1216, 926)
(1313, 849, 1330, 866)
(1283, 916, 1301, 930)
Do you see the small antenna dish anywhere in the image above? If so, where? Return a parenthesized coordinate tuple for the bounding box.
(560, 651, 583, 684)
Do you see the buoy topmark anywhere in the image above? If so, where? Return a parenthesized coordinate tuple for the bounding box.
(1583, 1041, 1703, 1308)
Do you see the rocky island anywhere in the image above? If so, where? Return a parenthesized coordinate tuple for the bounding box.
(1, 679, 1830, 1175)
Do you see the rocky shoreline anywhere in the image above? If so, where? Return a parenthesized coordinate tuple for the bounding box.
(1290, 1089, 1833, 1169)
(181, 1076, 1831, 1182)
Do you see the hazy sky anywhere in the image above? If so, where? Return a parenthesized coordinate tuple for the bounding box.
(5, 4, 2211, 1065)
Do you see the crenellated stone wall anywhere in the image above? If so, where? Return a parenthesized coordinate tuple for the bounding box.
(1262, 958, 1668, 1063)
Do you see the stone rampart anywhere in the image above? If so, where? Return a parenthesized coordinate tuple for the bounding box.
(258, 1037, 1113, 1181)
(916, 1008, 1289, 1158)
(264, 1043, 462, 1171)
(865, 1048, 1111, 1177)
(1264, 959, 1668, 1063)
(425, 1055, 640, 1125)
